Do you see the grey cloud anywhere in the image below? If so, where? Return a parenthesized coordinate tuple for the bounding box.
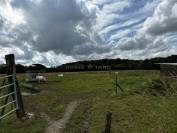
(118, 36, 151, 50)
(143, 0, 177, 36)
(0, 15, 5, 30)
(73, 43, 111, 55)
(117, 0, 177, 52)
(146, 18, 177, 35)
(0, 0, 113, 65)
(1, 0, 177, 65)
(0, 18, 3, 28)
(0, 0, 6, 5)
(15, 45, 34, 60)
(118, 35, 168, 52)
(10, 0, 106, 56)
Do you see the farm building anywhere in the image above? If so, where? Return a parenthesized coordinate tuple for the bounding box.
(26, 64, 46, 82)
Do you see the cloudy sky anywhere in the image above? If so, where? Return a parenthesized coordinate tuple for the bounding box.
(0, 0, 177, 66)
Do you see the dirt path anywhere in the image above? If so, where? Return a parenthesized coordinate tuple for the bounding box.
(46, 100, 80, 133)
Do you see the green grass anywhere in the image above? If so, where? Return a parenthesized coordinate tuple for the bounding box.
(1, 70, 177, 133)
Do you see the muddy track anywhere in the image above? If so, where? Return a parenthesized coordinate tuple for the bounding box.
(46, 100, 80, 133)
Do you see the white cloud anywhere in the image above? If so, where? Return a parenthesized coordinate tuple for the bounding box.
(0, 0, 25, 27)
(140, 0, 177, 36)
(116, 0, 177, 59)
(0, 0, 177, 66)
(102, 1, 131, 14)
(110, 29, 131, 41)
(85, 0, 131, 33)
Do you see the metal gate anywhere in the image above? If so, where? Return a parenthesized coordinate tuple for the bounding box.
(0, 54, 25, 120)
(0, 74, 18, 120)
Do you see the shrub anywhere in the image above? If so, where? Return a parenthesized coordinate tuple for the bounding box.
(145, 78, 177, 96)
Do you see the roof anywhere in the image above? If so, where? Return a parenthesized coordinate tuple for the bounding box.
(155, 63, 177, 66)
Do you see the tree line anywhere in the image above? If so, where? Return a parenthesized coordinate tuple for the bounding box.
(58, 55, 177, 71)
(0, 55, 177, 74)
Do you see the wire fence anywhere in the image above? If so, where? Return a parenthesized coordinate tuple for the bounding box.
(0, 74, 18, 120)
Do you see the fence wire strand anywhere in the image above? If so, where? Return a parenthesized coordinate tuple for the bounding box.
(0, 100, 16, 110)
(0, 74, 18, 120)
(0, 74, 14, 79)
(0, 83, 15, 90)
(0, 92, 15, 99)
(0, 108, 17, 120)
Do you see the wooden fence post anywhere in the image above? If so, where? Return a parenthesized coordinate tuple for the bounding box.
(5, 54, 26, 119)
(115, 72, 124, 93)
(103, 112, 112, 133)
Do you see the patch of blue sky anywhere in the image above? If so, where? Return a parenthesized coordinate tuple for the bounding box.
(121, 0, 154, 14)
(166, 37, 177, 46)
(121, 0, 159, 22)
(166, 32, 177, 38)
(103, 7, 152, 31)
(106, 18, 146, 38)
(127, 31, 136, 37)
(0, 32, 16, 38)
(163, 33, 177, 49)
(107, 29, 137, 42)
(121, 0, 145, 13)
(96, 0, 156, 33)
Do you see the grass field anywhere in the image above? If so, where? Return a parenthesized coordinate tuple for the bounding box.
(1, 70, 177, 133)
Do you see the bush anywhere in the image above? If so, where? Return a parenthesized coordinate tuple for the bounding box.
(145, 79, 177, 96)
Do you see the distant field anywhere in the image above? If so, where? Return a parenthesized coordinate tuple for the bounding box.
(1, 70, 177, 133)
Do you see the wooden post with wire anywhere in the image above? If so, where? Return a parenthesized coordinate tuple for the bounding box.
(5, 54, 26, 119)
(115, 72, 124, 94)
